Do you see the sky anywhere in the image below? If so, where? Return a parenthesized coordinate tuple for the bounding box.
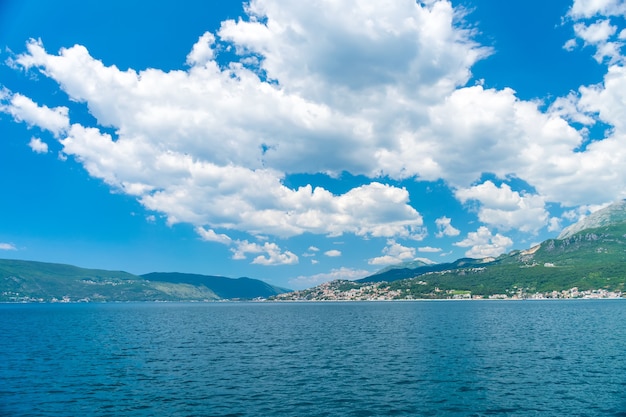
(1, 0, 626, 290)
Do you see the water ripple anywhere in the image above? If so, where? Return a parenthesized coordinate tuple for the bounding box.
(1, 300, 626, 416)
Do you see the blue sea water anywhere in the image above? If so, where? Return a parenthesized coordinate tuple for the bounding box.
(1, 300, 625, 416)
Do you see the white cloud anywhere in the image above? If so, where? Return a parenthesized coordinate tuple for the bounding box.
(573, 20, 622, 63)
(563, 38, 578, 51)
(0, 243, 17, 251)
(232, 240, 298, 266)
(195, 226, 233, 245)
(195, 226, 298, 266)
(1, 90, 69, 137)
(435, 216, 460, 237)
(186, 32, 216, 67)
(324, 249, 342, 257)
(568, 2, 626, 64)
(418, 246, 442, 253)
(574, 20, 617, 45)
(289, 267, 370, 289)
(307, 246, 319, 252)
(455, 181, 549, 233)
(58, 119, 425, 239)
(219, 0, 490, 99)
(28, 137, 48, 153)
(5, 0, 626, 254)
(547, 217, 562, 232)
(454, 226, 513, 259)
(568, 0, 626, 19)
(368, 239, 416, 265)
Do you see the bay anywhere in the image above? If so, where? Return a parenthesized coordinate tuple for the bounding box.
(1, 300, 625, 416)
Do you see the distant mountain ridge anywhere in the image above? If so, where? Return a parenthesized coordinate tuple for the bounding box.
(558, 199, 626, 239)
(358, 257, 491, 283)
(370, 258, 437, 276)
(0, 259, 289, 302)
(142, 272, 289, 300)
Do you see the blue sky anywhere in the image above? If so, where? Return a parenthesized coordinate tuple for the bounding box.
(1, 0, 626, 289)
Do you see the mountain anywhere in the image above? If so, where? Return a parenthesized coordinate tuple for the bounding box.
(358, 257, 491, 283)
(558, 199, 626, 239)
(141, 272, 289, 300)
(276, 201, 626, 300)
(368, 258, 437, 277)
(0, 259, 289, 302)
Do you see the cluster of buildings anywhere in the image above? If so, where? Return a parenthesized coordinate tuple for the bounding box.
(273, 280, 624, 301)
(273, 281, 402, 301)
(524, 287, 623, 299)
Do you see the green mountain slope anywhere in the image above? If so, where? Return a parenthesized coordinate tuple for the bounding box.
(0, 259, 288, 302)
(385, 223, 626, 297)
(276, 202, 626, 300)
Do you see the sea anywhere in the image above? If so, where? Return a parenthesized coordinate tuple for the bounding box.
(1, 300, 625, 416)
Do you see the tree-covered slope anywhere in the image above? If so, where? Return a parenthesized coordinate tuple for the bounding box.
(0, 259, 168, 302)
(0, 259, 288, 302)
(141, 272, 289, 299)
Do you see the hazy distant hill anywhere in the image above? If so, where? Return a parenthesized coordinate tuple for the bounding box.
(0, 259, 288, 302)
(358, 257, 491, 283)
(142, 272, 289, 299)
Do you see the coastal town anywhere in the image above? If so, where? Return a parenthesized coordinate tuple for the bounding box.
(271, 280, 624, 301)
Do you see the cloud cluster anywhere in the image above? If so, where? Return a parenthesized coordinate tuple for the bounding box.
(454, 226, 513, 258)
(566, 0, 626, 63)
(455, 181, 549, 233)
(3, 0, 626, 263)
(369, 239, 416, 265)
(435, 216, 460, 237)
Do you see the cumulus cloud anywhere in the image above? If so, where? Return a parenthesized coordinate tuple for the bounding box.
(232, 240, 298, 266)
(455, 181, 549, 233)
(573, 20, 622, 63)
(568, 0, 626, 19)
(219, 0, 490, 100)
(567, 1, 626, 64)
(289, 267, 370, 289)
(324, 250, 342, 257)
(196, 226, 297, 265)
(0, 242, 17, 251)
(186, 32, 216, 67)
(4, 0, 626, 262)
(574, 19, 617, 44)
(28, 137, 48, 153)
(368, 239, 416, 265)
(454, 226, 513, 258)
(435, 216, 460, 237)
